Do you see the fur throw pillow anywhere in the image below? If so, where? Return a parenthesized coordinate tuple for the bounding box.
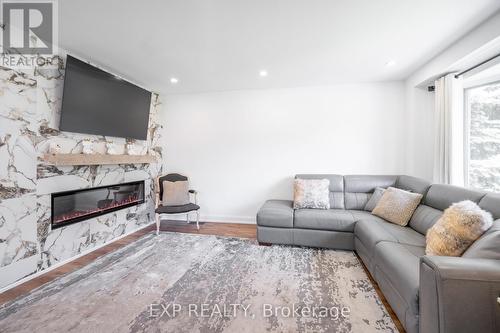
(293, 178, 330, 209)
(425, 200, 493, 256)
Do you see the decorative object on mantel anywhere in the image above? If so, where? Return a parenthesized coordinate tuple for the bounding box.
(125, 138, 139, 155)
(49, 142, 62, 154)
(106, 141, 118, 155)
(81, 139, 94, 155)
(42, 153, 157, 166)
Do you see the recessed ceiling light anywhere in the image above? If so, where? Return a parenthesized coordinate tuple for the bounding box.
(385, 60, 396, 67)
(170, 77, 179, 84)
(259, 70, 268, 77)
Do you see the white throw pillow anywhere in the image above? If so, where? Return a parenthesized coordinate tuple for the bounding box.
(426, 200, 493, 257)
(293, 178, 330, 209)
(162, 180, 190, 206)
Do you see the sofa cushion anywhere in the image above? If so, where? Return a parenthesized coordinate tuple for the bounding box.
(478, 193, 500, 220)
(294, 209, 356, 232)
(463, 220, 500, 260)
(426, 200, 493, 256)
(354, 217, 425, 257)
(344, 175, 398, 210)
(372, 187, 423, 226)
(373, 242, 424, 320)
(256, 200, 294, 228)
(408, 205, 443, 235)
(395, 175, 431, 195)
(350, 209, 384, 221)
(295, 174, 344, 209)
(424, 184, 485, 211)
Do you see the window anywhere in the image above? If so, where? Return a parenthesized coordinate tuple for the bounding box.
(465, 81, 500, 191)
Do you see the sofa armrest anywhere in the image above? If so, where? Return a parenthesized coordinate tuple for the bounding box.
(419, 255, 500, 333)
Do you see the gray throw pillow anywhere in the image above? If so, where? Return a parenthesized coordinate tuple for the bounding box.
(364, 187, 386, 212)
(162, 180, 190, 206)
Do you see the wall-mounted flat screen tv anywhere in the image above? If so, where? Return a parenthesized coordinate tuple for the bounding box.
(60, 55, 151, 140)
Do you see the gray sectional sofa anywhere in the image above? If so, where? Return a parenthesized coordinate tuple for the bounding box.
(256, 174, 500, 333)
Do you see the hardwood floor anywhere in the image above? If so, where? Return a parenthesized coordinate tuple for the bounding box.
(0, 219, 404, 333)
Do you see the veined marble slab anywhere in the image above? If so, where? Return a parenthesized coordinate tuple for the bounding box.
(0, 57, 163, 289)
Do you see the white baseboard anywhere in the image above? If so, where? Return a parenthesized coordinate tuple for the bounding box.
(164, 214, 256, 224)
(0, 222, 155, 294)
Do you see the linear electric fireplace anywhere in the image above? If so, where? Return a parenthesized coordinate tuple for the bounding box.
(51, 180, 145, 228)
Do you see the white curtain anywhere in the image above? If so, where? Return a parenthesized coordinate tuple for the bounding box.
(433, 73, 464, 185)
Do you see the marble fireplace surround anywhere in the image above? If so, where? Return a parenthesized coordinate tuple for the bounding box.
(0, 56, 163, 289)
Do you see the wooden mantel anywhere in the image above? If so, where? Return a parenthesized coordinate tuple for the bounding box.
(42, 153, 158, 166)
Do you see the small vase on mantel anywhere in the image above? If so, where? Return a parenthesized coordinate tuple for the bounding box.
(82, 139, 94, 155)
(125, 139, 138, 155)
(106, 141, 118, 155)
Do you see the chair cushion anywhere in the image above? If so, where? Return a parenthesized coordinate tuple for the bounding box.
(354, 217, 425, 257)
(256, 200, 294, 228)
(294, 209, 356, 232)
(162, 180, 190, 206)
(156, 203, 200, 214)
(373, 242, 424, 318)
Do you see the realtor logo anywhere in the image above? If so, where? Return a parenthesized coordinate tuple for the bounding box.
(1, 1, 55, 54)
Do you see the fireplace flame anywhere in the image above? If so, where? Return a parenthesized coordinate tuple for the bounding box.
(54, 195, 140, 224)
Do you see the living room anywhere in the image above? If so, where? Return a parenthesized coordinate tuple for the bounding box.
(1, 1, 500, 332)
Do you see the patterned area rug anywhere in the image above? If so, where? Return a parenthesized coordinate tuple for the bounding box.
(0, 232, 397, 332)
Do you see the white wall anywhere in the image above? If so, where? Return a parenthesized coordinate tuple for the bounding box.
(404, 11, 500, 180)
(404, 85, 435, 180)
(161, 83, 405, 223)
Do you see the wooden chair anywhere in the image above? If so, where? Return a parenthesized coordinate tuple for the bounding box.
(155, 173, 200, 234)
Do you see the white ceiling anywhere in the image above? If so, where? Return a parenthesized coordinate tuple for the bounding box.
(58, 0, 500, 95)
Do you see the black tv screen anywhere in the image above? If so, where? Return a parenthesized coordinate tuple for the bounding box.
(60, 55, 151, 140)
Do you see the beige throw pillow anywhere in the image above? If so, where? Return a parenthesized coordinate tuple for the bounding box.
(293, 178, 330, 209)
(426, 200, 493, 257)
(162, 180, 190, 206)
(372, 187, 423, 226)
